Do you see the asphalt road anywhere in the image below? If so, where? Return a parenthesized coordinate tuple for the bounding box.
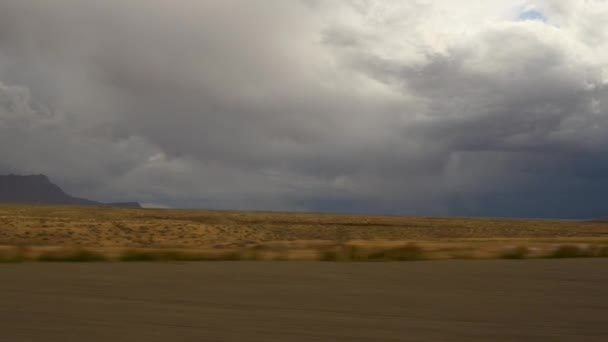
(1, 260, 607, 341)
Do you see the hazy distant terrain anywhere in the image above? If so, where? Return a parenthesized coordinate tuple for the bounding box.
(0, 174, 97, 206)
(0, 174, 141, 208)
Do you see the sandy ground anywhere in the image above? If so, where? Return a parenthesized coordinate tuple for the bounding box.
(3, 204, 608, 250)
(1, 260, 607, 341)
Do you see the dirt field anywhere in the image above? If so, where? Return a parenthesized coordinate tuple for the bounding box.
(1, 260, 607, 341)
(1, 203, 608, 260)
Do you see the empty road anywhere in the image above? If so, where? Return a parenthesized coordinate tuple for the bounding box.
(1, 260, 607, 341)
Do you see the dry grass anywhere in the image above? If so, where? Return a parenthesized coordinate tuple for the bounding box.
(1, 203, 608, 261)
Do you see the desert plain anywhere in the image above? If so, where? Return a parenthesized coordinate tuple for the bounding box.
(1, 203, 608, 341)
(1, 203, 608, 261)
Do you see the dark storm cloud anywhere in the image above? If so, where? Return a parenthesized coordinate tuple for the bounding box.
(1, 0, 608, 217)
(329, 16, 608, 217)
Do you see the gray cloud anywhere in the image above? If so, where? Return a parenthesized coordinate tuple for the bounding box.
(1, 0, 608, 217)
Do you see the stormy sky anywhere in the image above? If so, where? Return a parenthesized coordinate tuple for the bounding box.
(1, 0, 608, 218)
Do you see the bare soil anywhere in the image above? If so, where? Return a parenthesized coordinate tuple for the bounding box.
(1, 260, 607, 341)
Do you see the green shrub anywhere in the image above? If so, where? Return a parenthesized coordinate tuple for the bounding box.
(119, 249, 260, 262)
(120, 250, 167, 261)
(120, 250, 195, 261)
(272, 252, 289, 261)
(366, 250, 389, 261)
(596, 246, 608, 257)
(449, 252, 476, 260)
(0, 254, 24, 263)
(319, 249, 340, 261)
(385, 244, 425, 261)
(345, 245, 368, 261)
(547, 245, 592, 259)
(215, 251, 244, 261)
(37, 249, 108, 262)
(0, 247, 26, 263)
(500, 246, 529, 259)
(318, 245, 364, 261)
(319, 244, 425, 262)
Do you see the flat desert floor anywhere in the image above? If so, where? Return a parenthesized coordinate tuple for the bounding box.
(1, 203, 608, 260)
(1, 260, 607, 341)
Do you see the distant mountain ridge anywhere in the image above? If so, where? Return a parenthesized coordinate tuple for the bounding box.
(0, 174, 141, 208)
